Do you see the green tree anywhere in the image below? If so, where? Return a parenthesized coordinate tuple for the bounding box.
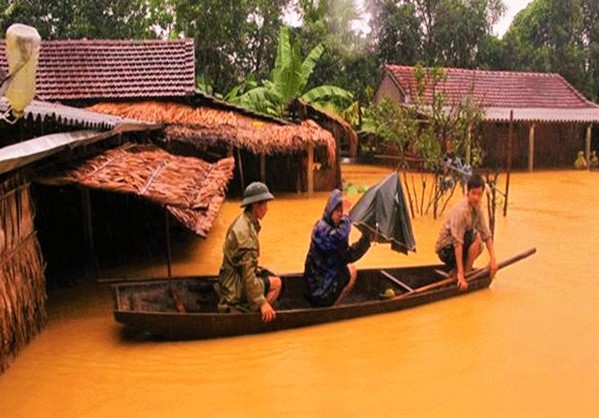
(295, 0, 380, 106)
(168, 0, 291, 95)
(0, 0, 161, 39)
(229, 26, 353, 117)
(502, 0, 596, 99)
(366, 0, 506, 68)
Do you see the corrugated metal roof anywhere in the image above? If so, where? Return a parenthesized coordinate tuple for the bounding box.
(0, 39, 196, 100)
(384, 65, 599, 123)
(0, 130, 108, 175)
(484, 107, 599, 123)
(0, 97, 160, 131)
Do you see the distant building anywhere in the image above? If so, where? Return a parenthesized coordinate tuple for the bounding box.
(375, 65, 599, 171)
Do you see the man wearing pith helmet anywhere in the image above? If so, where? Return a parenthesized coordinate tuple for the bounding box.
(216, 182, 281, 322)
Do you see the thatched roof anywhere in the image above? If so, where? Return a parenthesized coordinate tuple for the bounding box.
(288, 99, 358, 157)
(37, 144, 234, 237)
(86, 102, 336, 162)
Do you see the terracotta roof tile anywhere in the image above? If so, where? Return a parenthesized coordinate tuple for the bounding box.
(0, 39, 195, 100)
(385, 65, 597, 110)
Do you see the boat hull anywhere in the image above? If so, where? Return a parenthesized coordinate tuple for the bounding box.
(111, 264, 493, 340)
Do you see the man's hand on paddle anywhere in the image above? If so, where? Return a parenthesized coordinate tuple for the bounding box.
(457, 271, 468, 291)
(260, 301, 276, 322)
(489, 257, 498, 279)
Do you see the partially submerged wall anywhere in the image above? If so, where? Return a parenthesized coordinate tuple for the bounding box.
(0, 174, 46, 373)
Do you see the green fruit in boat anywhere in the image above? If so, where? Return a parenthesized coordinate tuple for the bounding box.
(384, 288, 395, 298)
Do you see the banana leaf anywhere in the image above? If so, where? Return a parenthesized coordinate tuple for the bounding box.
(349, 172, 416, 254)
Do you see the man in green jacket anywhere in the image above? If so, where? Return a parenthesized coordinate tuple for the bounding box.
(216, 182, 281, 322)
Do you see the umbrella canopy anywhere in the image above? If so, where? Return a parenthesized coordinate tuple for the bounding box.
(349, 172, 416, 254)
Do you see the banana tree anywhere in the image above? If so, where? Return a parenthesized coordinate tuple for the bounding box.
(229, 26, 353, 117)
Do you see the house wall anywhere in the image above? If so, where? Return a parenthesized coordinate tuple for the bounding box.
(374, 73, 406, 104)
(480, 122, 587, 169)
(0, 175, 46, 374)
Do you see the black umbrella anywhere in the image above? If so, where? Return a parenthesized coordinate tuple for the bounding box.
(349, 172, 416, 254)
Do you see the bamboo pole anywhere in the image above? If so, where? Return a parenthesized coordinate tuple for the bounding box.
(528, 123, 535, 172)
(395, 247, 536, 299)
(307, 143, 314, 198)
(504, 110, 513, 216)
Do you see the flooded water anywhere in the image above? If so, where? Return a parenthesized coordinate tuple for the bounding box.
(1, 165, 599, 417)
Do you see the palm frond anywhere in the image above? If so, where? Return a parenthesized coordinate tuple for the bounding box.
(230, 87, 282, 115)
(299, 43, 324, 92)
(301, 85, 354, 105)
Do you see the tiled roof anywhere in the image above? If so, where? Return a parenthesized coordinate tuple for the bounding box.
(384, 65, 599, 113)
(0, 39, 195, 100)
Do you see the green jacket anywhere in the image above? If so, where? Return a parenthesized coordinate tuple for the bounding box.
(217, 211, 266, 311)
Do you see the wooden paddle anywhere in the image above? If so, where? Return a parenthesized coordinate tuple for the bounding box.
(434, 267, 483, 280)
(394, 247, 536, 300)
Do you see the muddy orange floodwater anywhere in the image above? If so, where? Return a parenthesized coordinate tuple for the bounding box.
(1, 165, 598, 417)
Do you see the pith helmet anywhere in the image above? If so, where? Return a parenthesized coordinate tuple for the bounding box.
(241, 182, 274, 207)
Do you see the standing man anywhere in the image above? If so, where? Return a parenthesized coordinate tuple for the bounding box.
(435, 173, 498, 291)
(303, 189, 372, 307)
(216, 182, 281, 322)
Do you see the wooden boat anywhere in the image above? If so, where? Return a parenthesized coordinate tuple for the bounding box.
(111, 248, 535, 340)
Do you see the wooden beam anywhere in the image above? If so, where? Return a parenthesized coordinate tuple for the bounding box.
(236, 148, 245, 191)
(307, 143, 314, 198)
(528, 123, 535, 172)
(586, 124, 592, 171)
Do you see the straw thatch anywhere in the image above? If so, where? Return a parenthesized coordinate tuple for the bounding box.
(87, 102, 337, 163)
(289, 99, 358, 157)
(0, 175, 47, 374)
(38, 144, 235, 237)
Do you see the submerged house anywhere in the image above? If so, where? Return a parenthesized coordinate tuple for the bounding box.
(0, 37, 344, 371)
(87, 97, 338, 195)
(0, 97, 240, 372)
(375, 65, 599, 170)
(0, 38, 342, 193)
(0, 40, 227, 372)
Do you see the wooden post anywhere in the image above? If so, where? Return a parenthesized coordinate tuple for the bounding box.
(260, 154, 266, 183)
(237, 148, 245, 191)
(165, 209, 172, 278)
(504, 110, 514, 216)
(528, 123, 535, 172)
(307, 143, 314, 198)
(585, 124, 592, 171)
